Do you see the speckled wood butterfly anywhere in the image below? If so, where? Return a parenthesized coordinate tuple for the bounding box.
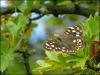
(43, 24, 83, 54)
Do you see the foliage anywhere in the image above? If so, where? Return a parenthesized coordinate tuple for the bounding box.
(0, 13, 37, 74)
(1, 0, 39, 73)
(1, 13, 28, 72)
(33, 13, 99, 74)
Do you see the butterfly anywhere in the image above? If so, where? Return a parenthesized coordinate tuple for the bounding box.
(43, 24, 84, 54)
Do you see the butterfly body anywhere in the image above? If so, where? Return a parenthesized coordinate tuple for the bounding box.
(43, 25, 83, 54)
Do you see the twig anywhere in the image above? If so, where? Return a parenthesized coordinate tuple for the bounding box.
(22, 52, 32, 75)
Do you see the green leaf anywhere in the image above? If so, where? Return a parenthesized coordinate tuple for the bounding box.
(36, 60, 51, 68)
(73, 58, 86, 68)
(82, 13, 99, 42)
(57, 1, 72, 6)
(33, 0, 42, 6)
(6, 21, 18, 35)
(73, 50, 88, 68)
(45, 51, 60, 63)
(13, 0, 23, 7)
(0, 34, 14, 72)
(18, 2, 27, 13)
(17, 13, 28, 34)
(26, 1, 33, 13)
(13, 0, 27, 13)
(43, 15, 64, 26)
(57, 54, 66, 65)
(0, 49, 14, 72)
(66, 52, 88, 68)
(76, 49, 84, 57)
(5, 54, 26, 74)
(13, 1, 33, 13)
(1, 36, 9, 54)
(57, 1, 75, 13)
(34, 60, 61, 72)
(66, 55, 80, 63)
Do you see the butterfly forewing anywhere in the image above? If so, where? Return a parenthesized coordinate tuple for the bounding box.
(43, 25, 83, 54)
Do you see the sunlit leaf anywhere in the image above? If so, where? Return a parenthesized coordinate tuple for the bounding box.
(0, 49, 14, 72)
(6, 21, 18, 35)
(57, 1, 74, 9)
(18, 2, 27, 13)
(45, 51, 60, 63)
(34, 60, 61, 72)
(17, 13, 28, 34)
(13, 0, 33, 13)
(82, 13, 99, 41)
(12, 0, 23, 6)
(37, 60, 51, 68)
(27, 1, 33, 12)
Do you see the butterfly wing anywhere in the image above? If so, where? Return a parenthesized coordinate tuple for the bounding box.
(43, 25, 83, 54)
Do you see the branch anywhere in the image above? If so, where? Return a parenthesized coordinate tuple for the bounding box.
(0, 3, 99, 17)
(22, 52, 32, 75)
(45, 3, 99, 17)
(15, 51, 32, 75)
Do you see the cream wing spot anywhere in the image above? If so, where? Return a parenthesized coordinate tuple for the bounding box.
(66, 50, 69, 52)
(69, 50, 73, 52)
(76, 32, 80, 35)
(45, 46, 48, 49)
(73, 40, 76, 43)
(48, 47, 52, 49)
(67, 29, 71, 32)
(51, 45, 54, 47)
(72, 50, 74, 52)
(62, 47, 66, 49)
(78, 39, 81, 42)
(58, 47, 61, 49)
(46, 43, 50, 46)
(76, 34, 79, 37)
(76, 27, 80, 30)
(77, 39, 82, 42)
(80, 30, 82, 32)
(68, 27, 74, 29)
(72, 30, 76, 32)
(65, 32, 69, 34)
(62, 50, 66, 52)
(52, 41, 55, 44)
(50, 42, 53, 45)
(78, 45, 82, 48)
(55, 47, 58, 50)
